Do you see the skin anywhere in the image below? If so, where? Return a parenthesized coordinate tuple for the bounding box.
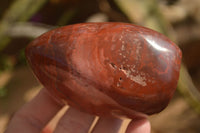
(4, 88, 151, 133)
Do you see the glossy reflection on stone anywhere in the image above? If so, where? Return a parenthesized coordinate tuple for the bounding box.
(25, 22, 182, 118)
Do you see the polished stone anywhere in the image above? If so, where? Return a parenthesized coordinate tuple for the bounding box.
(25, 22, 182, 118)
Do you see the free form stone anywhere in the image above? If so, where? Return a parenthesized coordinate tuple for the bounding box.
(25, 22, 182, 118)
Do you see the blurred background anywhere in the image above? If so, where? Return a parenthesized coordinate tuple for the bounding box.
(0, 0, 200, 132)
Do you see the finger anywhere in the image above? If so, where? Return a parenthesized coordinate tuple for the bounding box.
(54, 107, 95, 133)
(125, 117, 151, 133)
(5, 88, 63, 133)
(91, 117, 122, 133)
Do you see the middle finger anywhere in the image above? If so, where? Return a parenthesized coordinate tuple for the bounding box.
(54, 107, 95, 133)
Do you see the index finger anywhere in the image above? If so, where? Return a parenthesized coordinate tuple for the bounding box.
(5, 88, 63, 133)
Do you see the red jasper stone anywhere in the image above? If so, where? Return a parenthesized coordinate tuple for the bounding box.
(25, 22, 182, 118)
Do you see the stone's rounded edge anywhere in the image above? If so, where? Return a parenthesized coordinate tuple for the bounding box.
(25, 22, 182, 118)
(25, 29, 70, 106)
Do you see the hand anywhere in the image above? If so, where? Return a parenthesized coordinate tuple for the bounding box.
(4, 88, 151, 133)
